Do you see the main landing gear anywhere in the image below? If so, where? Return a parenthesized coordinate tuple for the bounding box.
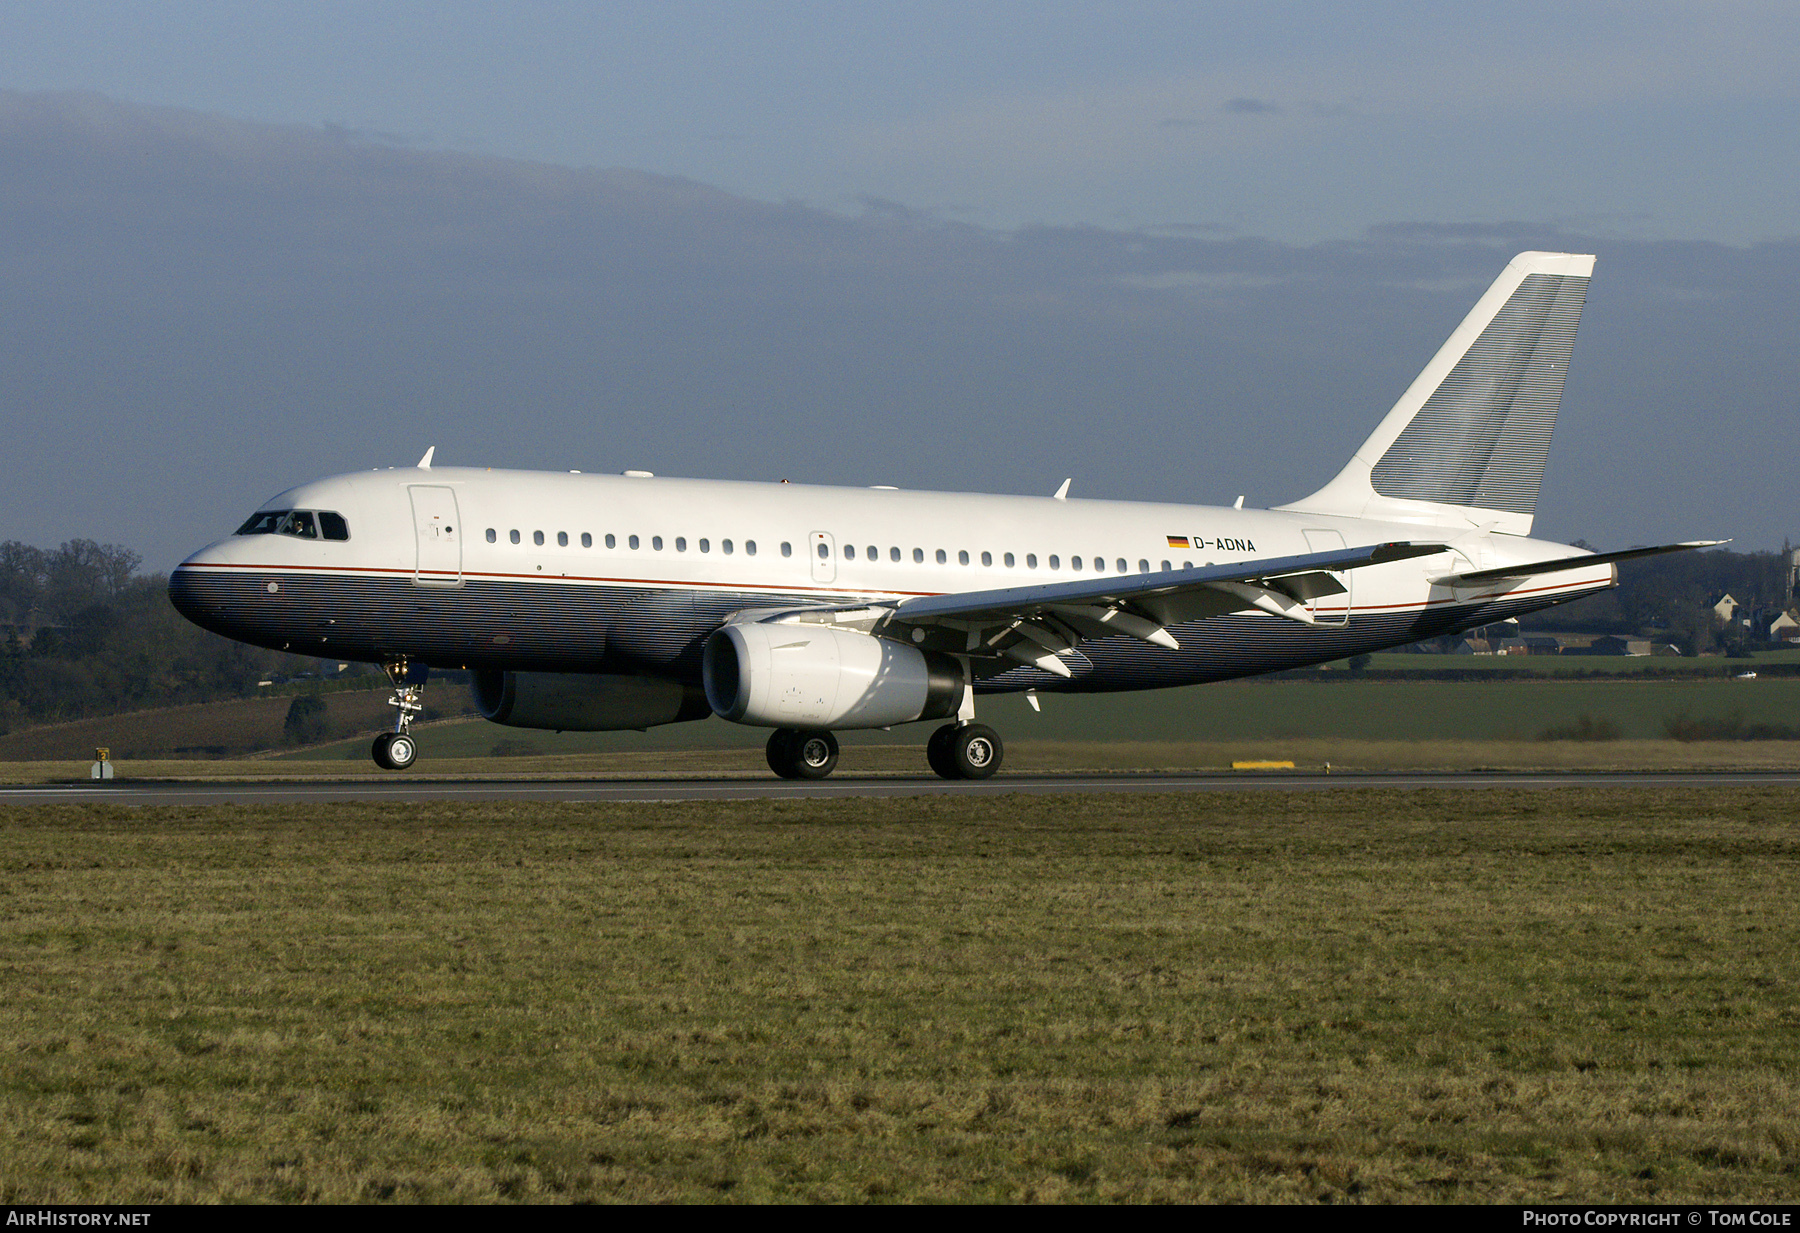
(926, 722, 1003, 780)
(766, 729, 840, 780)
(371, 661, 427, 770)
(764, 722, 1004, 781)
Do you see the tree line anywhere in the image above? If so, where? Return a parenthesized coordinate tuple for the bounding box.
(1519, 543, 1797, 655)
(0, 539, 351, 735)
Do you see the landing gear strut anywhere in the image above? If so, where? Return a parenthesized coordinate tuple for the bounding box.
(767, 728, 839, 780)
(371, 661, 427, 770)
(928, 722, 1003, 780)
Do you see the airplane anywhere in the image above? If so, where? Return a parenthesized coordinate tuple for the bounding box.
(169, 251, 1713, 778)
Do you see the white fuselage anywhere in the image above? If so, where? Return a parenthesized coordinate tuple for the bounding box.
(169, 465, 1612, 696)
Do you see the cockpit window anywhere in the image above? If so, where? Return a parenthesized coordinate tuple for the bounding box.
(234, 509, 350, 540)
(279, 511, 317, 539)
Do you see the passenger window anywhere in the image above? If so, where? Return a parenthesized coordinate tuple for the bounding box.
(653, 536, 663, 551)
(486, 528, 497, 544)
(889, 547, 900, 562)
(1071, 556, 1082, 572)
(1138, 559, 1148, 573)
(958, 550, 970, 565)
(320, 512, 350, 541)
(844, 544, 856, 560)
(866, 545, 876, 561)
(1160, 559, 1171, 571)
(1026, 554, 1037, 569)
(510, 530, 521, 545)
(629, 535, 640, 550)
(557, 531, 568, 547)
(723, 539, 734, 555)
(781, 542, 792, 557)
(699, 539, 710, 553)
(981, 551, 992, 567)
(935, 549, 946, 564)
(746, 540, 757, 556)
(1049, 555, 1060, 570)
(817, 542, 830, 559)
(1117, 558, 1128, 573)
(533, 531, 545, 546)
(1004, 552, 1014, 567)
(676, 537, 687, 552)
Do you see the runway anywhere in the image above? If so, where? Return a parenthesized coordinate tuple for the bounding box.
(5, 770, 1799, 806)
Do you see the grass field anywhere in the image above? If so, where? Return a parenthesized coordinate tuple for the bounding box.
(1351, 649, 1800, 677)
(247, 676, 1800, 765)
(9, 671, 1800, 767)
(2, 789, 1797, 1202)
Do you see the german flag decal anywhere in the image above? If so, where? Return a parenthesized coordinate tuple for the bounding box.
(1166, 535, 1190, 548)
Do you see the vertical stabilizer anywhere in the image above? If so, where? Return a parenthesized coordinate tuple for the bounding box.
(1276, 251, 1594, 536)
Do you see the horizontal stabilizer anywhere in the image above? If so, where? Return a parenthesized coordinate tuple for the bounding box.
(1438, 540, 1726, 586)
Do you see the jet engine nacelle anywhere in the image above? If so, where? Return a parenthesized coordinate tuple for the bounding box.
(703, 623, 964, 729)
(473, 669, 711, 731)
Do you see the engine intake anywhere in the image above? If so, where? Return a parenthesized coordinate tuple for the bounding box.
(703, 623, 964, 729)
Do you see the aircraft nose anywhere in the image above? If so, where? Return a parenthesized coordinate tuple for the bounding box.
(167, 558, 216, 626)
(167, 540, 242, 633)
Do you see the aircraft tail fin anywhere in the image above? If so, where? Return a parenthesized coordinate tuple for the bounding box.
(1276, 251, 1595, 536)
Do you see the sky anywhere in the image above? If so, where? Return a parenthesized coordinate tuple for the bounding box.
(1, 2, 1796, 568)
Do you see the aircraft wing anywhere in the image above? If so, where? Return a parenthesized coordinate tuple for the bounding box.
(1435, 540, 1726, 586)
(745, 541, 1446, 678)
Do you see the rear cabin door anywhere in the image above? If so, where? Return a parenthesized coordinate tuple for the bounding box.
(409, 485, 463, 587)
(1301, 528, 1350, 626)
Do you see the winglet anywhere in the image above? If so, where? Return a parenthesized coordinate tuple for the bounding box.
(417, 446, 435, 470)
(1052, 478, 1071, 501)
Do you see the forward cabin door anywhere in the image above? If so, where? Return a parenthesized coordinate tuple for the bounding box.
(1301, 528, 1350, 625)
(409, 485, 463, 587)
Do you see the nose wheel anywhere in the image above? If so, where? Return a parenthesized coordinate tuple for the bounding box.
(928, 722, 1003, 780)
(372, 731, 418, 770)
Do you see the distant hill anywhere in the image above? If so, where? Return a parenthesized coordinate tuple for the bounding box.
(0, 683, 473, 761)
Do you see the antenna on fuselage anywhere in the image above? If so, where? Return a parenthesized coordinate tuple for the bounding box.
(1052, 478, 1071, 500)
(416, 446, 435, 470)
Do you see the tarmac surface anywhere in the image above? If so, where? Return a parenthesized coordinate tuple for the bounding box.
(5, 771, 1800, 806)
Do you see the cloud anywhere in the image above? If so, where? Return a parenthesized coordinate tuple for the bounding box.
(0, 90, 1791, 570)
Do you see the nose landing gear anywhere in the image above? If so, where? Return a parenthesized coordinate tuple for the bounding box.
(371, 661, 428, 770)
